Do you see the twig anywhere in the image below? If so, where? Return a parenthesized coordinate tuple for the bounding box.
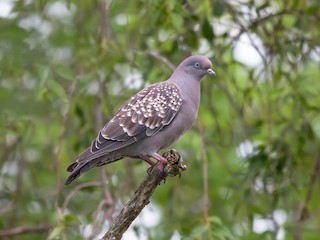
(102, 149, 186, 240)
(294, 155, 320, 240)
(100, 0, 110, 38)
(89, 199, 110, 239)
(198, 122, 210, 224)
(62, 181, 102, 210)
(146, 51, 176, 71)
(0, 224, 52, 238)
(90, 77, 114, 238)
(7, 147, 25, 227)
(54, 76, 78, 205)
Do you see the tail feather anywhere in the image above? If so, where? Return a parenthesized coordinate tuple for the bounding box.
(65, 148, 124, 185)
(65, 158, 100, 185)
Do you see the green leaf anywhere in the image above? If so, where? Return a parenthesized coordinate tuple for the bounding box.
(282, 15, 296, 28)
(202, 19, 214, 41)
(0, 25, 28, 42)
(168, 0, 176, 10)
(190, 224, 208, 237)
(213, 1, 224, 17)
(256, 2, 269, 13)
(170, 13, 183, 30)
(64, 214, 79, 223)
(48, 226, 64, 240)
(209, 216, 223, 225)
(55, 64, 74, 81)
(306, 5, 318, 15)
(48, 79, 67, 101)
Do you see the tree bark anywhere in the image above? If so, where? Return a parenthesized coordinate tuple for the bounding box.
(102, 149, 186, 240)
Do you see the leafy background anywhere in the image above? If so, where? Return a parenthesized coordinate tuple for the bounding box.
(1, 0, 320, 239)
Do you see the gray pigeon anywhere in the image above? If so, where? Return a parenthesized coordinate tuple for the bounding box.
(65, 55, 215, 185)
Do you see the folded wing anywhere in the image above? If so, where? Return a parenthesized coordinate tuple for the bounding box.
(76, 82, 183, 163)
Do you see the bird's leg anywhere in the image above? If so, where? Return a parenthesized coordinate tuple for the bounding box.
(139, 155, 157, 173)
(150, 153, 168, 172)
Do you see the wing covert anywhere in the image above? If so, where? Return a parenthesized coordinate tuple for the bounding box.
(87, 82, 183, 157)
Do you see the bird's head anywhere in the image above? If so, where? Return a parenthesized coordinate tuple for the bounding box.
(178, 55, 216, 80)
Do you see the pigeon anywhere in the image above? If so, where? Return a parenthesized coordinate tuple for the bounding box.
(65, 55, 216, 185)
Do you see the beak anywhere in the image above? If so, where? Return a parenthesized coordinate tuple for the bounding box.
(207, 68, 216, 77)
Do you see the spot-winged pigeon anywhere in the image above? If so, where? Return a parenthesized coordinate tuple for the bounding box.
(65, 55, 215, 185)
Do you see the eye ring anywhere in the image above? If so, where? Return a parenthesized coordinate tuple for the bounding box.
(194, 62, 200, 68)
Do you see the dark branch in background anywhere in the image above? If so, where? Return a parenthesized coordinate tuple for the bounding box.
(294, 155, 320, 240)
(100, 0, 110, 38)
(197, 122, 209, 224)
(146, 51, 176, 71)
(102, 149, 186, 240)
(0, 224, 52, 238)
(54, 76, 78, 205)
(62, 181, 102, 210)
(91, 74, 114, 238)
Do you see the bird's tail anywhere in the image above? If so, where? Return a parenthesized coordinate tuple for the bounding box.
(65, 148, 123, 185)
(65, 158, 101, 185)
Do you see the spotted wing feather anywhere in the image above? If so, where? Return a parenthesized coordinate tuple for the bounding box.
(77, 82, 183, 163)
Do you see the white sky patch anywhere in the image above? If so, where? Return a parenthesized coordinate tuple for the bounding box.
(213, 20, 240, 38)
(87, 81, 100, 95)
(276, 228, 286, 240)
(198, 39, 210, 55)
(122, 204, 161, 240)
(254, 177, 275, 193)
(212, 18, 265, 69)
(81, 224, 93, 239)
(114, 64, 144, 89)
(237, 140, 255, 158)
(0, 0, 14, 18)
(27, 201, 42, 214)
(273, 209, 287, 226)
(273, 209, 287, 240)
(25, 148, 40, 162)
(115, 13, 128, 26)
(124, 69, 143, 89)
(45, 1, 76, 19)
(158, 29, 169, 42)
(310, 46, 320, 63)
(253, 215, 274, 234)
(234, 34, 264, 68)
(1, 160, 18, 176)
(49, 47, 72, 61)
(18, 14, 53, 38)
(170, 230, 181, 240)
(253, 210, 287, 240)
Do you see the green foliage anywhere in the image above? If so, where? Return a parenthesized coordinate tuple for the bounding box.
(1, 0, 320, 239)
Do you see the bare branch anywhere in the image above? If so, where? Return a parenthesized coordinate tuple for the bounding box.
(146, 51, 176, 71)
(62, 181, 102, 210)
(54, 76, 78, 205)
(102, 149, 186, 240)
(197, 122, 209, 224)
(100, 0, 110, 38)
(294, 156, 320, 240)
(0, 224, 52, 238)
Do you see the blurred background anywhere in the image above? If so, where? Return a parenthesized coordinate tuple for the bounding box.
(1, 0, 320, 239)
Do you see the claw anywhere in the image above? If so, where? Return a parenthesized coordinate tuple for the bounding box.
(150, 153, 168, 172)
(141, 153, 169, 173)
(147, 165, 156, 174)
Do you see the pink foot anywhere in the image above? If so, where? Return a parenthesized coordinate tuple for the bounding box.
(139, 155, 156, 174)
(150, 153, 168, 172)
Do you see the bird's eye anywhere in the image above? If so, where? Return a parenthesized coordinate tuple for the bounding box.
(194, 62, 200, 68)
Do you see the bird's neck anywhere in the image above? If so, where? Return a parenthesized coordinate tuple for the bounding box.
(168, 71, 201, 108)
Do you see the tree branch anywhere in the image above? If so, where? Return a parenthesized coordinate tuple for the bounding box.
(294, 155, 320, 240)
(0, 224, 52, 238)
(146, 51, 176, 71)
(102, 149, 186, 240)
